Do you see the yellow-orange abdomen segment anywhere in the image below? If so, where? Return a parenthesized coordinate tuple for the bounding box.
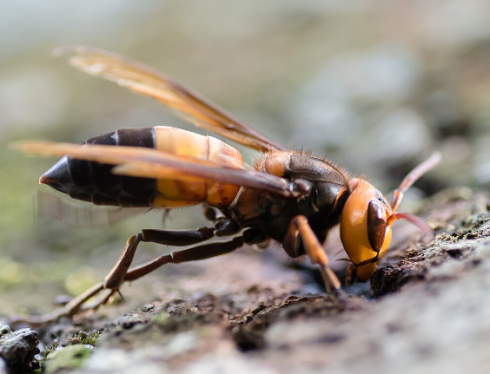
(340, 179, 392, 281)
(151, 126, 243, 208)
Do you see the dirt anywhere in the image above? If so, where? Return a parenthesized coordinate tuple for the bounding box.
(2, 188, 490, 374)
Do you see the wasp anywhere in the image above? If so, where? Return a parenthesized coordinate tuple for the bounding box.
(15, 46, 440, 323)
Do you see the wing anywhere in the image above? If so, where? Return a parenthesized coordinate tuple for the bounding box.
(14, 141, 297, 198)
(35, 191, 148, 227)
(53, 46, 285, 153)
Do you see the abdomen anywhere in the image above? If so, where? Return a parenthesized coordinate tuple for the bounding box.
(40, 127, 243, 208)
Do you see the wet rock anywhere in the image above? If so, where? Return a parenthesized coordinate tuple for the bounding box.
(0, 325, 39, 374)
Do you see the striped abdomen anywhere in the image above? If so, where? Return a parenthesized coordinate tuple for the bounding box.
(40, 127, 243, 208)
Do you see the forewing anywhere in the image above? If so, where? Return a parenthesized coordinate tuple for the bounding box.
(14, 141, 294, 197)
(54, 46, 285, 153)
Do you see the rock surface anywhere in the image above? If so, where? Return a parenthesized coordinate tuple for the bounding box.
(0, 325, 39, 374)
(4, 188, 490, 374)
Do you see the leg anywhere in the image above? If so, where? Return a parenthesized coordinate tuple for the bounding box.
(125, 227, 265, 282)
(77, 235, 254, 315)
(11, 227, 263, 326)
(103, 217, 240, 291)
(284, 215, 343, 297)
(124, 237, 244, 282)
(103, 226, 216, 290)
(345, 263, 357, 285)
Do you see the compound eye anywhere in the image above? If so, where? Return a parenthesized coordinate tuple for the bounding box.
(367, 200, 387, 252)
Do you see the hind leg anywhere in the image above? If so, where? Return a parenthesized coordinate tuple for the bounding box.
(11, 227, 264, 326)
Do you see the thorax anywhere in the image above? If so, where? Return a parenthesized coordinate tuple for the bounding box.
(226, 151, 351, 246)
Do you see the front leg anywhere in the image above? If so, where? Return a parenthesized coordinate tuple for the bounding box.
(284, 215, 344, 297)
(345, 263, 357, 285)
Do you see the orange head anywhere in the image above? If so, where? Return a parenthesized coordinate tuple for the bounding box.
(338, 152, 440, 281)
(340, 179, 393, 281)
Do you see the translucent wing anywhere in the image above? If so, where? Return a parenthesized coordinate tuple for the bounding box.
(54, 46, 285, 153)
(35, 191, 148, 227)
(14, 141, 296, 198)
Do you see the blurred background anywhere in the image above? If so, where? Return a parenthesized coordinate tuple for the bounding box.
(1, 0, 490, 317)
